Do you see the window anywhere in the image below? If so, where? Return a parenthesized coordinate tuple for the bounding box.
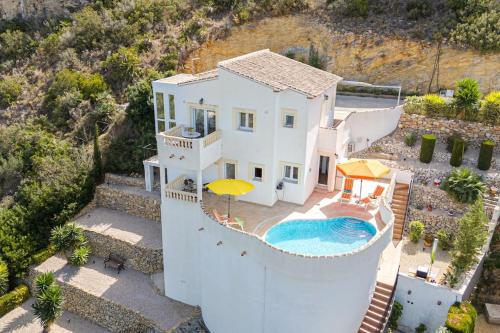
(156, 92, 165, 133)
(225, 162, 236, 179)
(249, 163, 264, 182)
(167, 94, 176, 129)
(281, 109, 297, 128)
(284, 114, 294, 128)
(283, 163, 299, 183)
(238, 111, 254, 131)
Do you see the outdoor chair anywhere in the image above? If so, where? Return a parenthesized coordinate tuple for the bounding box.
(340, 178, 354, 204)
(359, 185, 385, 209)
(212, 209, 245, 230)
(104, 253, 125, 274)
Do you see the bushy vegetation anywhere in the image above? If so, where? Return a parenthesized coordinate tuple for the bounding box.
(445, 302, 477, 333)
(477, 140, 495, 171)
(69, 246, 91, 266)
(0, 284, 29, 317)
(409, 220, 424, 243)
(328, 0, 369, 17)
(50, 223, 87, 257)
(388, 301, 403, 330)
(443, 168, 486, 203)
(446, 199, 488, 286)
(0, 259, 8, 296)
(419, 134, 436, 163)
(404, 79, 498, 124)
(406, 0, 432, 20)
(437, 229, 454, 251)
(0, 122, 94, 280)
(0, 75, 23, 109)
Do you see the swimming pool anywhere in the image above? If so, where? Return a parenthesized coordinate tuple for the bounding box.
(264, 217, 376, 256)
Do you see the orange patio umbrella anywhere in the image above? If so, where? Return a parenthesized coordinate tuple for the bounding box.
(336, 159, 391, 197)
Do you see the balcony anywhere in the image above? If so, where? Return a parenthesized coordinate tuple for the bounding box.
(156, 126, 222, 170)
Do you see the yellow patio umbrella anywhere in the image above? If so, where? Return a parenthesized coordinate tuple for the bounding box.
(336, 159, 391, 197)
(207, 179, 255, 217)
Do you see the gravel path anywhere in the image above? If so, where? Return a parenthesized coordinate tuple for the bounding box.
(74, 207, 162, 249)
(0, 298, 110, 333)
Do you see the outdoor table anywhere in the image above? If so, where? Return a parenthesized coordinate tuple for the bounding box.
(182, 131, 201, 139)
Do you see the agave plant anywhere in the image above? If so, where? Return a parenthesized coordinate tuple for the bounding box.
(69, 246, 91, 266)
(50, 223, 87, 257)
(32, 272, 63, 332)
(443, 168, 486, 203)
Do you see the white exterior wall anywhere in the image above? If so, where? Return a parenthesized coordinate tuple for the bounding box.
(395, 274, 461, 333)
(162, 198, 394, 333)
(153, 71, 339, 206)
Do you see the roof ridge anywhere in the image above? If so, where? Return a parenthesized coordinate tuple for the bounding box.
(217, 49, 271, 66)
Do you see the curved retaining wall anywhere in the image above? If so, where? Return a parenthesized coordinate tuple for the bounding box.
(162, 197, 394, 333)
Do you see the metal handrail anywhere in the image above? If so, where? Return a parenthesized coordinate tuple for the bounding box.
(401, 179, 414, 235)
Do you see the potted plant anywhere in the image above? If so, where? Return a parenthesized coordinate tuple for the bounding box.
(427, 203, 433, 212)
(424, 233, 434, 247)
(415, 323, 427, 333)
(409, 221, 424, 243)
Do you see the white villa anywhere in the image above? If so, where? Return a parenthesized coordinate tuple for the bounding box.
(147, 50, 408, 333)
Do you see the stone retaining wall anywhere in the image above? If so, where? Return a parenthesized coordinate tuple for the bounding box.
(26, 270, 155, 333)
(410, 184, 467, 213)
(105, 174, 145, 188)
(407, 207, 460, 236)
(84, 230, 163, 274)
(95, 186, 160, 222)
(399, 113, 500, 149)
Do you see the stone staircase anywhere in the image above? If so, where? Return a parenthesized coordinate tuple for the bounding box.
(28, 174, 206, 333)
(391, 183, 410, 241)
(358, 282, 394, 333)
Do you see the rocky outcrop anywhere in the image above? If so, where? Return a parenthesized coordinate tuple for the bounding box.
(0, 0, 89, 20)
(185, 14, 500, 94)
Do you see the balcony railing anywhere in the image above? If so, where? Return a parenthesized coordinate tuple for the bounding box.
(165, 175, 198, 203)
(160, 126, 221, 150)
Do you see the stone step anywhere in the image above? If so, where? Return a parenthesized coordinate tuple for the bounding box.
(95, 183, 161, 222)
(29, 256, 197, 333)
(363, 315, 382, 330)
(74, 207, 163, 274)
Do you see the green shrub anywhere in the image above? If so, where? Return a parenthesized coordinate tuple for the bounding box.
(403, 96, 425, 115)
(446, 302, 477, 333)
(0, 284, 29, 316)
(477, 139, 495, 171)
(437, 229, 454, 251)
(50, 223, 87, 257)
(404, 132, 418, 147)
(0, 75, 22, 109)
(388, 301, 403, 330)
(454, 78, 481, 120)
(415, 323, 427, 333)
(69, 6, 104, 52)
(446, 134, 468, 153)
(450, 10, 500, 52)
(419, 134, 436, 163)
(69, 246, 91, 266)
(0, 29, 36, 63)
(102, 47, 140, 92)
(0, 258, 8, 295)
(78, 73, 108, 102)
(35, 272, 56, 293)
(329, 0, 369, 17)
(409, 221, 425, 243)
(450, 138, 465, 167)
(451, 198, 488, 272)
(444, 168, 486, 203)
(31, 246, 56, 265)
(480, 91, 500, 125)
(423, 94, 447, 118)
(406, 0, 432, 20)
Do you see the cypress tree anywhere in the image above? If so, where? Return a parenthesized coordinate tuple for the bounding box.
(477, 140, 495, 170)
(419, 134, 436, 163)
(450, 138, 465, 167)
(93, 123, 104, 183)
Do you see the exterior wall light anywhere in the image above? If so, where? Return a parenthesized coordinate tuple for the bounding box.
(241, 251, 247, 256)
(198, 227, 204, 231)
(216, 241, 223, 246)
(169, 154, 175, 158)
(199, 98, 204, 105)
(179, 156, 185, 160)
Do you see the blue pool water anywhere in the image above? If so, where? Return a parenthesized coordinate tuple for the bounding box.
(264, 217, 376, 256)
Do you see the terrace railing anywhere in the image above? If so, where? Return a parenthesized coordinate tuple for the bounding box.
(161, 126, 193, 149)
(165, 175, 198, 203)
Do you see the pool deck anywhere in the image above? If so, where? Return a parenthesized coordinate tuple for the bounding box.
(202, 188, 385, 238)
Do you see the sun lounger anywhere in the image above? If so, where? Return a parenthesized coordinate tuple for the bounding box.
(359, 185, 385, 209)
(212, 209, 244, 230)
(340, 178, 354, 204)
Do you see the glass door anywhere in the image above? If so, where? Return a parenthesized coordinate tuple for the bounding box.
(225, 163, 236, 179)
(192, 108, 216, 137)
(318, 155, 329, 185)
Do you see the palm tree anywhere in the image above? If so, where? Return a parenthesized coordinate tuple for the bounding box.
(32, 272, 63, 332)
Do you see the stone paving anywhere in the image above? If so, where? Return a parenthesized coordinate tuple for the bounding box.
(0, 298, 110, 333)
(32, 255, 197, 332)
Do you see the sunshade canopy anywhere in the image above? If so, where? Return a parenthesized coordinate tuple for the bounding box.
(207, 179, 255, 196)
(336, 159, 391, 180)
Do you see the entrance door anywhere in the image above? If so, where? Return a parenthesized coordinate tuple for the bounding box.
(192, 108, 216, 137)
(225, 163, 236, 179)
(318, 156, 329, 185)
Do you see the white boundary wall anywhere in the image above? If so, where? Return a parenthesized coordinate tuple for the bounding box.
(162, 197, 394, 333)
